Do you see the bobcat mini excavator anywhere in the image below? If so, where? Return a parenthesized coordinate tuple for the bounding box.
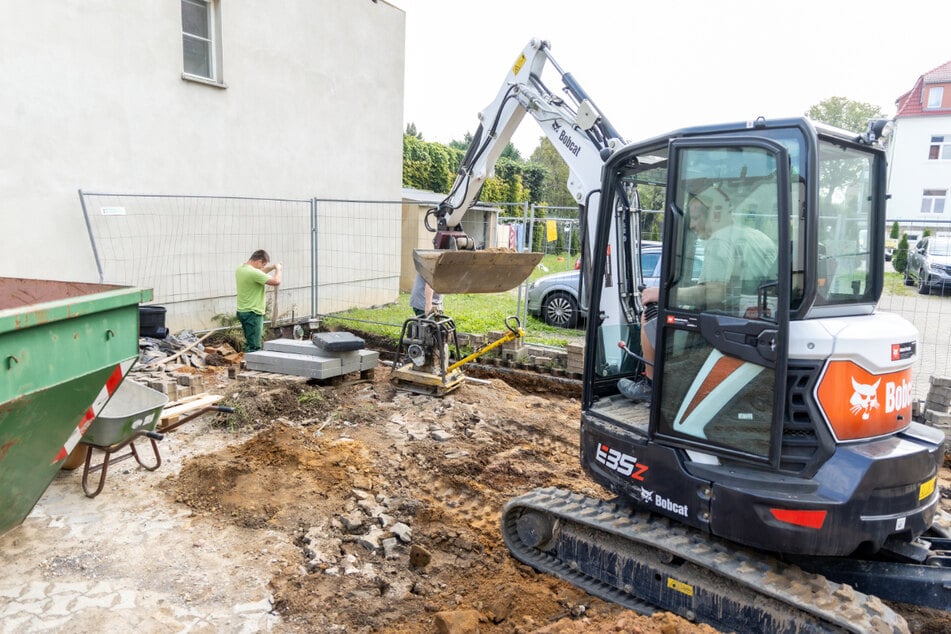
(416, 39, 950, 631)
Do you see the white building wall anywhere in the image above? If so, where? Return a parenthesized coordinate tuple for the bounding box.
(887, 116, 951, 226)
(0, 1, 405, 290)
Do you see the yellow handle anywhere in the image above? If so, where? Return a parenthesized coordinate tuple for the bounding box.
(447, 318, 524, 373)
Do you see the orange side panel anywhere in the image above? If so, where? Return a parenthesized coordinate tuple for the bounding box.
(815, 360, 913, 441)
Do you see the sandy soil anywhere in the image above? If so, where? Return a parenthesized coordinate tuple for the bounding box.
(1, 363, 948, 633)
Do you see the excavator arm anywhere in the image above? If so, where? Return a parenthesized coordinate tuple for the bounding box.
(415, 38, 626, 294)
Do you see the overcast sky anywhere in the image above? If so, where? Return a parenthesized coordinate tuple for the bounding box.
(390, 0, 951, 156)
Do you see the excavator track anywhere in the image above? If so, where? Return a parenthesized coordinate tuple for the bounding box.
(502, 487, 909, 634)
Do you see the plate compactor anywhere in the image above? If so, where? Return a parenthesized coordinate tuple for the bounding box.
(391, 314, 523, 395)
(392, 247, 541, 395)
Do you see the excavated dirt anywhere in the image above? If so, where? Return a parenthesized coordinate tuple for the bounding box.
(170, 368, 949, 633)
(3, 362, 949, 632)
(166, 373, 717, 633)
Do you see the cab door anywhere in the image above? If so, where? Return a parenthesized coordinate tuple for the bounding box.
(653, 137, 790, 466)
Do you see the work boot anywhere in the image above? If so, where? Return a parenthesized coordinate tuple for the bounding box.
(618, 378, 652, 404)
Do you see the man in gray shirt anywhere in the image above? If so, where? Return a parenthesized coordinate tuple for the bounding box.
(410, 273, 442, 316)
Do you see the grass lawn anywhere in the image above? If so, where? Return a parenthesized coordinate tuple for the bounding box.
(321, 252, 583, 348)
(884, 270, 914, 296)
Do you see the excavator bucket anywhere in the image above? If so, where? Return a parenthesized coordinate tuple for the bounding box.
(413, 249, 543, 294)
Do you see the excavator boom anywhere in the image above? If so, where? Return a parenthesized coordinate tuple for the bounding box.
(414, 38, 623, 295)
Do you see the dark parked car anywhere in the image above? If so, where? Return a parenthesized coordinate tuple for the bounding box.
(527, 246, 663, 329)
(905, 236, 951, 295)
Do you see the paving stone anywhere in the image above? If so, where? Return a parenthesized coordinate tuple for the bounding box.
(261, 339, 378, 374)
(245, 351, 342, 379)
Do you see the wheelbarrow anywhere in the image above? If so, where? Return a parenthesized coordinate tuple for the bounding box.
(79, 380, 233, 498)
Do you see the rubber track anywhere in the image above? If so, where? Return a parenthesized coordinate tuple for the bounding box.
(502, 487, 908, 634)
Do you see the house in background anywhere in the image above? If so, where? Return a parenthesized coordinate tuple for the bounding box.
(886, 60, 951, 235)
(0, 1, 406, 329)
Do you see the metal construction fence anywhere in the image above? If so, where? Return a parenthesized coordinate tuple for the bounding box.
(80, 191, 951, 393)
(878, 291, 951, 398)
(80, 191, 401, 332)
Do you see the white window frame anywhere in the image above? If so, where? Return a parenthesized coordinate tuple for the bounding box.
(927, 135, 951, 160)
(921, 189, 947, 214)
(927, 86, 944, 109)
(181, 0, 225, 87)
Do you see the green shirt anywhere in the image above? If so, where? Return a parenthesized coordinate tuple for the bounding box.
(235, 263, 270, 314)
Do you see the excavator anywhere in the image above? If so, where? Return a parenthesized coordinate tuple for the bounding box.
(415, 38, 950, 632)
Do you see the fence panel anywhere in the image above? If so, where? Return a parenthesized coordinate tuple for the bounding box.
(528, 205, 581, 275)
(314, 198, 402, 315)
(877, 291, 951, 398)
(81, 191, 313, 331)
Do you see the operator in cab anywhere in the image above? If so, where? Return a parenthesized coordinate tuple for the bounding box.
(619, 186, 777, 405)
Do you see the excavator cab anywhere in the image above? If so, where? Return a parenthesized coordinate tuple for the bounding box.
(576, 117, 944, 585)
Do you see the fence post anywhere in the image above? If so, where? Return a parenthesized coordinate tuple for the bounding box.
(311, 198, 318, 317)
(78, 189, 105, 284)
(517, 201, 531, 327)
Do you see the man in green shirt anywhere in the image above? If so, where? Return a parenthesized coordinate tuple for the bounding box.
(235, 249, 282, 353)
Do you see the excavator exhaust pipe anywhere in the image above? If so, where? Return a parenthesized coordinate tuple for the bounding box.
(413, 249, 543, 294)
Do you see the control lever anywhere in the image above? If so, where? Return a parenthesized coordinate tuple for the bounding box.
(617, 341, 653, 367)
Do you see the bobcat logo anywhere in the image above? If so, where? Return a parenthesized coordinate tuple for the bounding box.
(849, 377, 881, 420)
(639, 488, 654, 503)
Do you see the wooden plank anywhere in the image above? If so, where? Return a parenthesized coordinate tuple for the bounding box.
(163, 392, 212, 408)
(160, 393, 223, 422)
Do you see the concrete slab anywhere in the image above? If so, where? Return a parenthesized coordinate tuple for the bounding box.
(245, 351, 342, 380)
(248, 340, 379, 380)
(265, 339, 361, 364)
(311, 331, 365, 352)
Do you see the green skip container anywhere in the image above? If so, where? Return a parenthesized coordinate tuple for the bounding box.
(0, 277, 152, 536)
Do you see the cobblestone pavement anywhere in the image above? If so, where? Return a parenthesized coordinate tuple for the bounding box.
(0, 418, 283, 634)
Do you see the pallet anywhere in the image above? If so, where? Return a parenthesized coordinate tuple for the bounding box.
(236, 370, 310, 383)
(236, 368, 376, 385)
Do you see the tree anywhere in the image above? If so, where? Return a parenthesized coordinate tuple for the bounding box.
(521, 162, 549, 205)
(401, 129, 554, 209)
(807, 97, 886, 216)
(889, 221, 900, 240)
(806, 97, 885, 134)
(402, 134, 456, 193)
(448, 134, 470, 152)
(529, 138, 574, 208)
(500, 142, 522, 162)
(892, 234, 909, 273)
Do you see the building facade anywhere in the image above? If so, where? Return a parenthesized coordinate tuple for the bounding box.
(1, 1, 406, 328)
(886, 60, 951, 234)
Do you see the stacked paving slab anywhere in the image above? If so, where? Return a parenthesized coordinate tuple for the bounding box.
(924, 376, 951, 444)
(245, 332, 378, 380)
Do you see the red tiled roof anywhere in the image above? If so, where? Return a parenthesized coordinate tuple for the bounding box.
(895, 60, 951, 118)
(924, 60, 951, 83)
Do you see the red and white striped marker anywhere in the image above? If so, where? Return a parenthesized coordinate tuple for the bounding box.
(51, 359, 134, 464)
